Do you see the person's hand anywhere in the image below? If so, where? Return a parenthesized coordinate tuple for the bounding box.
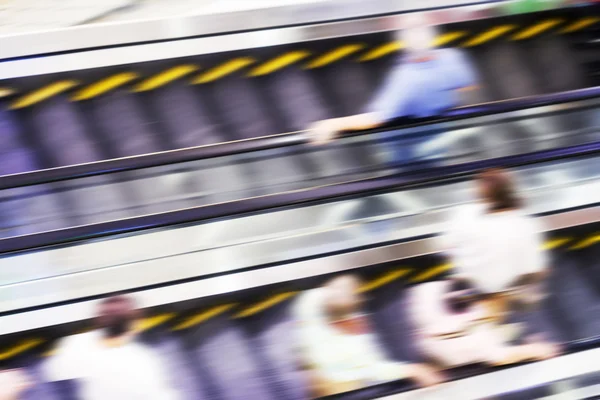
(308, 119, 339, 145)
(406, 363, 445, 388)
(0, 369, 32, 400)
(527, 341, 561, 361)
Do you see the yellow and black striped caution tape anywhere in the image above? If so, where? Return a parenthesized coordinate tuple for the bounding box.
(10, 80, 79, 109)
(561, 17, 600, 34)
(249, 51, 310, 76)
(135, 65, 198, 92)
(193, 58, 255, 83)
(570, 233, 600, 250)
(0, 338, 45, 361)
(172, 304, 236, 331)
(512, 19, 563, 41)
(463, 25, 517, 47)
(306, 44, 365, 68)
(72, 72, 138, 101)
(5, 16, 598, 109)
(543, 237, 572, 251)
(411, 263, 454, 283)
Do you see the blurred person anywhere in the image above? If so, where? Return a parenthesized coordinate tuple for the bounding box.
(409, 278, 559, 368)
(309, 13, 478, 167)
(0, 369, 31, 400)
(45, 295, 179, 400)
(442, 169, 549, 316)
(293, 275, 443, 397)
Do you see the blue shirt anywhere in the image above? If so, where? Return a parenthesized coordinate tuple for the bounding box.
(366, 48, 477, 122)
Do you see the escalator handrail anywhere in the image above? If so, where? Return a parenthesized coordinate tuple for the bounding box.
(1, 136, 599, 256)
(1, 85, 600, 191)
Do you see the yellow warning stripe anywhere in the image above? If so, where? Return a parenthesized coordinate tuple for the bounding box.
(134, 65, 198, 92)
(134, 313, 176, 333)
(235, 292, 298, 318)
(193, 58, 255, 84)
(512, 19, 563, 41)
(249, 51, 310, 77)
(306, 44, 365, 68)
(72, 72, 138, 101)
(543, 237, 571, 251)
(570, 234, 600, 250)
(0, 87, 16, 98)
(359, 41, 403, 62)
(463, 25, 516, 47)
(0, 338, 44, 361)
(435, 31, 468, 47)
(411, 263, 453, 283)
(173, 304, 235, 331)
(10, 80, 79, 109)
(560, 17, 600, 34)
(359, 268, 411, 293)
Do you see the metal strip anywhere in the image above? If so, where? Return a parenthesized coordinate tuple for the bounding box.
(0, 135, 599, 257)
(0, 1, 506, 61)
(0, 2, 519, 79)
(384, 348, 600, 400)
(0, 205, 597, 335)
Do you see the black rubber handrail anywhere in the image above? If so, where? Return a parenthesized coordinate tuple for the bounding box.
(0, 136, 598, 256)
(0, 86, 599, 191)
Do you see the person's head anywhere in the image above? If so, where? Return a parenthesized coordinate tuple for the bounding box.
(96, 295, 139, 338)
(399, 13, 439, 60)
(444, 278, 482, 314)
(476, 169, 521, 212)
(322, 275, 364, 322)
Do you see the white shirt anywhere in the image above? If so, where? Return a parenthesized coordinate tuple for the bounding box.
(442, 203, 547, 294)
(45, 331, 179, 400)
(293, 289, 407, 385)
(410, 281, 510, 367)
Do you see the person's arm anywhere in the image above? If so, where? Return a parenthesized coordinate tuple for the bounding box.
(475, 323, 559, 367)
(0, 369, 32, 400)
(309, 64, 412, 144)
(44, 335, 85, 382)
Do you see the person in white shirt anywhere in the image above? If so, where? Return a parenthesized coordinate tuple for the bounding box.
(45, 295, 179, 400)
(442, 169, 549, 316)
(0, 369, 31, 400)
(409, 278, 559, 368)
(293, 275, 443, 397)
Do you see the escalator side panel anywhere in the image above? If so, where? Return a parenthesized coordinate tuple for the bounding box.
(26, 96, 133, 224)
(140, 328, 211, 400)
(185, 314, 276, 400)
(527, 35, 590, 93)
(28, 97, 104, 166)
(148, 83, 226, 148)
(91, 90, 165, 157)
(0, 107, 68, 235)
(243, 301, 310, 400)
(474, 42, 540, 99)
(546, 249, 600, 341)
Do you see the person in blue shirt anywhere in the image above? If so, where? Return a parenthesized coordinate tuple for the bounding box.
(310, 16, 479, 167)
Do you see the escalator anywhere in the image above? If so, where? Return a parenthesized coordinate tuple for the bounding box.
(0, 7, 598, 236)
(2, 7, 599, 171)
(1, 91, 599, 240)
(1, 130, 599, 399)
(3, 223, 600, 400)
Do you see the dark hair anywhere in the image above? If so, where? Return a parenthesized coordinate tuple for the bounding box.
(446, 278, 481, 313)
(478, 169, 521, 211)
(96, 295, 139, 338)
